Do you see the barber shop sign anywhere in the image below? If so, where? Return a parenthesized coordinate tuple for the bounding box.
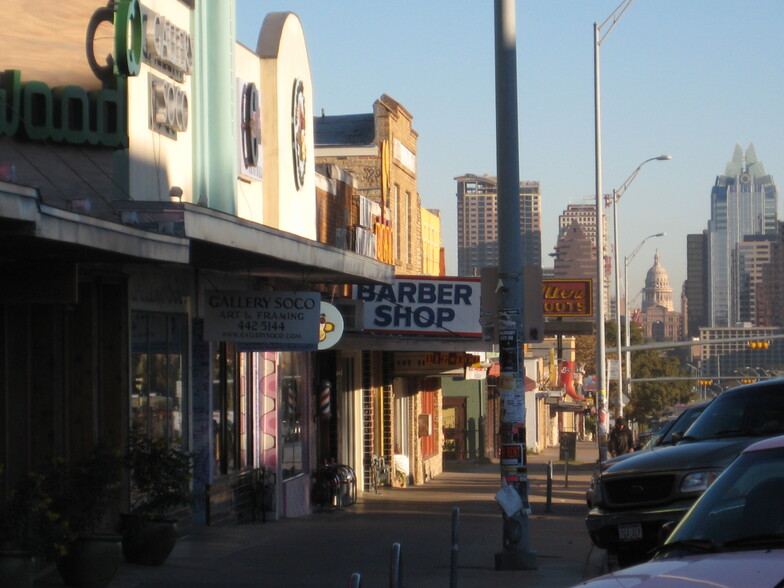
(353, 276, 481, 337)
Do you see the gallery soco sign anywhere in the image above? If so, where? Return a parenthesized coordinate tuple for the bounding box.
(204, 291, 320, 350)
(354, 276, 481, 337)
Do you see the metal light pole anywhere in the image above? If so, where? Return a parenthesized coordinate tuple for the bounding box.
(594, 0, 635, 460)
(493, 0, 537, 571)
(611, 156, 670, 417)
(623, 232, 665, 407)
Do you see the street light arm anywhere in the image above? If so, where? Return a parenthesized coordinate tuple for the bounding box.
(614, 155, 671, 202)
(597, 0, 636, 45)
(625, 232, 666, 267)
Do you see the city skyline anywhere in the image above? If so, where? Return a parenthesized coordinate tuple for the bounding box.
(236, 1, 784, 310)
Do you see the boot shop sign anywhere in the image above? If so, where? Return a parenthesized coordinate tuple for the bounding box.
(354, 277, 481, 337)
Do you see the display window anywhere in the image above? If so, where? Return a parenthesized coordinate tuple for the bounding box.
(131, 312, 188, 444)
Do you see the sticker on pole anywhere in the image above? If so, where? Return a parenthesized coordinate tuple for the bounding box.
(500, 443, 524, 466)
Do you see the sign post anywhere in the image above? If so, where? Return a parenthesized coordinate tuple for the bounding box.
(492, 0, 537, 571)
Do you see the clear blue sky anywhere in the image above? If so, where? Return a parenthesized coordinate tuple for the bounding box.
(236, 1, 784, 311)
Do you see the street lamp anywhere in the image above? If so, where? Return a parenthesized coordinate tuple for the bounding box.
(623, 232, 665, 409)
(612, 156, 670, 417)
(594, 0, 635, 460)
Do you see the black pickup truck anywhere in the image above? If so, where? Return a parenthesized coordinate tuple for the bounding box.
(585, 379, 784, 567)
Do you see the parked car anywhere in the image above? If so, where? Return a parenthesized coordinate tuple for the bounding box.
(585, 379, 784, 567)
(575, 433, 784, 587)
(641, 400, 712, 450)
(585, 401, 710, 509)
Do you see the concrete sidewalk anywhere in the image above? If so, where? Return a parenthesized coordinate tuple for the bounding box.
(36, 440, 606, 587)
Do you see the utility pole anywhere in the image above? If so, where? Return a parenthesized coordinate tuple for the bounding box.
(493, 0, 537, 571)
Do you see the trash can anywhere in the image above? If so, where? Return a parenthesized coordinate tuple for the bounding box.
(559, 431, 577, 462)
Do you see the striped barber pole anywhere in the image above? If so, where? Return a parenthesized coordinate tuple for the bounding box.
(319, 381, 331, 417)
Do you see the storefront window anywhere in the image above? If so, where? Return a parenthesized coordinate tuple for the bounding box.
(131, 312, 187, 444)
(211, 344, 253, 475)
(213, 342, 239, 475)
(281, 352, 307, 480)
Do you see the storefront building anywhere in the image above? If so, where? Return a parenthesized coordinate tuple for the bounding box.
(0, 0, 393, 527)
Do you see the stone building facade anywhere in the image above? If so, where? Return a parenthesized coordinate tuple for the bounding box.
(315, 95, 422, 275)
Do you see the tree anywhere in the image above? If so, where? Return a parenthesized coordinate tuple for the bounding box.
(572, 320, 694, 424)
(625, 350, 694, 423)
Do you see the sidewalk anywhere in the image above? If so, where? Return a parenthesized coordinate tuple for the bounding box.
(36, 440, 606, 587)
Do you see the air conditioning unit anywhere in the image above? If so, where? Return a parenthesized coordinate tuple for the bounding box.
(334, 299, 365, 331)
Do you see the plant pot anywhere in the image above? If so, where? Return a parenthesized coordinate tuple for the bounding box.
(56, 535, 121, 588)
(121, 514, 178, 566)
(0, 549, 36, 588)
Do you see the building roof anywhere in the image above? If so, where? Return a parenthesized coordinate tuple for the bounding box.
(314, 113, 375, 147)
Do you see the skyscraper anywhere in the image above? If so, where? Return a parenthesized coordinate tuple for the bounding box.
(707, 143, 778, 327)
(455, 174, 541, 276)
(684, 231, 709, 338)
(558, 203, 606, 250)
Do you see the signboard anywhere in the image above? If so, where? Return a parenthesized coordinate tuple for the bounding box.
(498, 329, 518, 373)
(317, 301, 344, 350)
(500, 443, 524, 466)
(500, 389, 524, 424)
(354, 276, 481, 336)
(542, 279, 592, 317)
(204, 291, 320, 350)
(393, 351, 480, 376)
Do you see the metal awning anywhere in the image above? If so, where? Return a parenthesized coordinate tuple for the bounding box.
(333, 331, 494, 352)
(0, 183, 393, 286)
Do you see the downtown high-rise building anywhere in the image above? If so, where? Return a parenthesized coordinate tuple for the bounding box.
(455, 174, 541, 276)
(687, 144, 779, 332)
(706, 144, 778, 327)
(552, 203, 612, 314)
(558, 203, 607, 250)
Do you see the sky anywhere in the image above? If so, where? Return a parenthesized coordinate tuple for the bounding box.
(235, 1, 784, 311)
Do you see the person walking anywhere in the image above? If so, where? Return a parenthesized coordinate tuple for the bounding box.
(608, 417, 634, 457)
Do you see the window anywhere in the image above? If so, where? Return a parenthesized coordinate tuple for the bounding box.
(212, 342, 239, 475)
(131, 312, 188, 444)
(280, 352, 308, 480)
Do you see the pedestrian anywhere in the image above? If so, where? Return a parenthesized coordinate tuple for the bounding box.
(608, 417, 634, 457)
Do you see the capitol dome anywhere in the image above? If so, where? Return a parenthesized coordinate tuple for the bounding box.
(642, 252, 673, 311)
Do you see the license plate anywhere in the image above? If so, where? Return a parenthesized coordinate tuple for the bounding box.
(618, 523, 643, 542)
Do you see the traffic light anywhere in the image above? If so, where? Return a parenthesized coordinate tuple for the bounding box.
(740, 378, 757, 384)
(748, 341, 771, 350)
(698, 379, 713, 386)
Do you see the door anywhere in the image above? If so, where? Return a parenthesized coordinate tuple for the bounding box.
(442, 397, 467, 460)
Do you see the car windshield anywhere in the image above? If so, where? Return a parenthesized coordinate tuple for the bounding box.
(660, 403, 709, 445)
(682, 383, 784, 441)
(658, 445, 784, 556)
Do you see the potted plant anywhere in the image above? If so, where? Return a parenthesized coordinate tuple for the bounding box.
(121, 435, 193, 566)
(49, 444, 124, 588)
(1, 467, 70, 587)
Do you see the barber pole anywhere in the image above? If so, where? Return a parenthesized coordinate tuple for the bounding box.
(319, 381, 331, 418)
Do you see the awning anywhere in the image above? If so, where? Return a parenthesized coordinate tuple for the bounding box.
(0, 183, 394, 287)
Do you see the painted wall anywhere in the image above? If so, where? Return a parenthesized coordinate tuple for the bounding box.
(257, 13, 316, 240)
(0, 0, 104, 90)
(235, 44, 264, 223)
(128, 0, 194, 203)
